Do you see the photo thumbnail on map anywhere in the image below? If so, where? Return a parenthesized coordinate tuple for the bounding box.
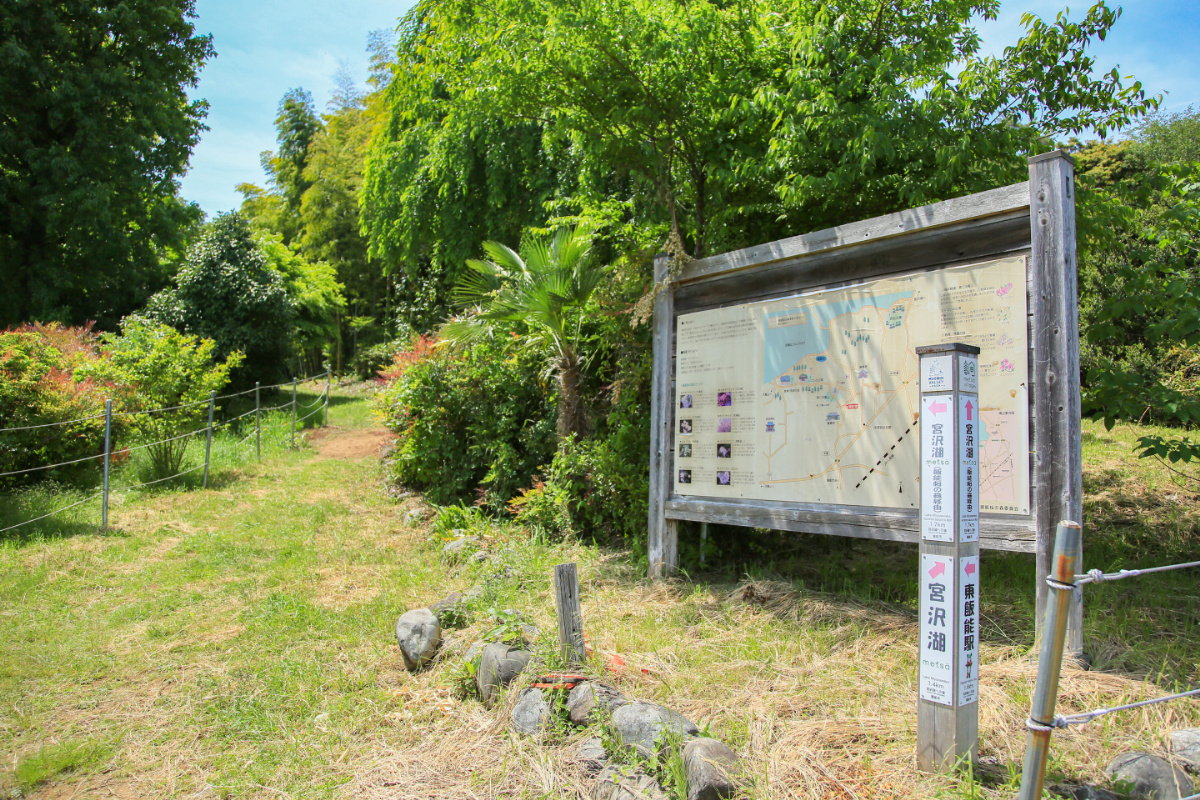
(717, 391, 732, 407)
(716, 471, 731, 485)
(678, 470, 692, 484)
(680, 394, 693, 409)
(679, 443, 692, 458)
(679, 419, 693, 434)
(717, 443, 731, 459)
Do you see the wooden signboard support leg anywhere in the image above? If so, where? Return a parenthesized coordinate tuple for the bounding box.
(1029, 151, 1084, 659)
(648, 252, 679, 578)
(554, 563, 586, 663)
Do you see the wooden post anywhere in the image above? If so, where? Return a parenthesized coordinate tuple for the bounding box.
(699, 521, 708, 566)
(916, 343, 980, 772)
(290, 377, 297, 448)
(647, 252, 679, 577)
(1029, 151, 1084, 659)
(202, 390, 215, 488)
(554, 563, 586, 663)
(101, 399, 112, 531)
(255, 382, 261, 460)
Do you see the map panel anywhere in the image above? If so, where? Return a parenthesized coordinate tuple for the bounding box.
(673, 256, 1029, 515)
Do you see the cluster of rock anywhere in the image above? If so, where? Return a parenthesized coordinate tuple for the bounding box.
(512, 680, 741, 800)
(1101, 729, 1199, 800)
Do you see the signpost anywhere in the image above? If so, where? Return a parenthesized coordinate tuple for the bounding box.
(916, 343, 979, 771)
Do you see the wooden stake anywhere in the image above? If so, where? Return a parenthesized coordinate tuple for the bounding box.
(554, 563, 586, 663)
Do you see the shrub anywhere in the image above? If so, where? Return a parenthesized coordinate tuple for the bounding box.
(375, 335, 555, 511)
(78, 319, 242, 478)
(0, 323, 114, 483)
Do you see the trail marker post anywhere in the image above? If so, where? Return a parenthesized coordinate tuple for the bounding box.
(101, 399, 112, 531)
(916, 343, 980, 772)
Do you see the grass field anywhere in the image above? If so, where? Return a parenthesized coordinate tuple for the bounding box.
(0, 390, 1197, 799)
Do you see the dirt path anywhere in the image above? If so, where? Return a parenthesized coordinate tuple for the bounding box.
(308, 426, 391, 460)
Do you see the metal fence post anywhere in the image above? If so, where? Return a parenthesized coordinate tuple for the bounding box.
(255, 381, 261, 460)
(290, 377, 297, 448)
(101, 399, 112, 531)
(324, 370, 330, 427)
(202, 390, 215, 488)
(1017, 520, 1083, 800)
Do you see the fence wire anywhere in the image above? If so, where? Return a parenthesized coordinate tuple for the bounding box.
(1075, 561, 1200, 586)
(0, 491, 102, 535)
(1042, 687, 1200, 729)
(0, 413, 106, 433)
(0, 453, 103, 478)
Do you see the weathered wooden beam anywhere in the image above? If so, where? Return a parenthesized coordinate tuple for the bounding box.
(1028, 151, 1084, 657)
(647, 252, 679, 578)
(553, 563, 586, 663)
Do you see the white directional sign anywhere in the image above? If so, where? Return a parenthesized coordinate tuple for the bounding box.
(920, 553, 955, 703)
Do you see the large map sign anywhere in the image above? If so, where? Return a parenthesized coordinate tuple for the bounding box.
(671, 256, 1029, 515)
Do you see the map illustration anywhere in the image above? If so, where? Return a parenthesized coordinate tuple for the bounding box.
(672, 256, 1029, 515)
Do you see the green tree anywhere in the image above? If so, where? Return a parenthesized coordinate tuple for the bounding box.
(440, 226, 602, 439)
(142, 213, 294, 387)
(256, 232, 345, 373)
(0, 0, 213, 329)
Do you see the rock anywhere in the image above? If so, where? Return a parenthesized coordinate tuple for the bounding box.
(591, 765, 669, 800)
(1052, 785, 1120, 800)
(470, 550, 490, 564)
(429, 591, 468, 627)
(403, 508, 425, 526)
(568, 682, 628, 725)
(463, 640, 486, 665)
(1106, 751, 1194, 799)
(1172, 729, 1200, 771)
(443, 536, 480, 556)
(610, 702, 699, 758)
(683, 738, 740, 800)
(511, 687, 552, 734)
(576, 736, 608, 774)
(394, 609, 441, 671)
(464, 583, 485, 602)
(476, 642, 532, 706)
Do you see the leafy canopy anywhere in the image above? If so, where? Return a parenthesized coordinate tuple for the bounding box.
(0, 0, 213, 329)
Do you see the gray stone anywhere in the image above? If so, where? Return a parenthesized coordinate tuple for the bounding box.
(476, 642, 532, 707)
(576, 736, 608, 774)
(1053, 785, 1120, 800)
(568, 682, 628, 726)
(463, 640, 486, 665)
(470, 550, 491, 564)
(1106, 751, 1194, 799)
(1171, 729, 1200, 771)
(443, 536, 480, 555)
(395, 608, 441, 671)
(591, 765, 669, 800)
(683, 738, 740, 800)
(610, 702, 699, 758)
(511, 688, 552, 735)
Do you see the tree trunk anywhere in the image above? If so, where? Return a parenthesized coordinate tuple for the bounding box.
(556, 352, 590, 441)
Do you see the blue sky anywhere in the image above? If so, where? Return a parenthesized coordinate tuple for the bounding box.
(178, 0, 1200, 218)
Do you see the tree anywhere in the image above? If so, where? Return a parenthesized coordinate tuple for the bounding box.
(142, 213, 294, 387)
(0, 0, 213, 329)
(440, 226, 602, 439)
(256, 232, 345, 374)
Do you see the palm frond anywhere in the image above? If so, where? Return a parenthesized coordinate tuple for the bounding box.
(437, 312, 497, 353)
(480, 241, 527, 279)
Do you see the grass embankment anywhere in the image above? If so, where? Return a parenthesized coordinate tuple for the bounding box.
(0, 402, 1197, 799)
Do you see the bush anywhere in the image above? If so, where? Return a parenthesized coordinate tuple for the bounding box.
(0, 323, 114, 483)
(353, 339, 406, 381)
(78, 319, 243, 478)
(375, 335, 555, 511)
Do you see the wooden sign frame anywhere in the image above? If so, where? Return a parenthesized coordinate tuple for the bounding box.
(647, 151, 1082, 644)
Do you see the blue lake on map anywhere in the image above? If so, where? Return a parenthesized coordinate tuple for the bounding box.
(761, 291, 914, 384)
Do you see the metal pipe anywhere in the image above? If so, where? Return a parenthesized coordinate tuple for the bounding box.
(699, 522, 708, 565)
(101, 399, 112, 530)
(1017, 520, 1082, 800)
(202, 390, 215, 488)
(290, 378, 297, 448)
(255, 381, 261, 460)
(324, 370, 330, 427)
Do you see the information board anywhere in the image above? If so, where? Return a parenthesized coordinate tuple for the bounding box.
(671, 257, 1029, 515)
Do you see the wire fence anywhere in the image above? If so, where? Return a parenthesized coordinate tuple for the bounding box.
(1017, 520, 1200, 800)
(0, 371, 333, 536)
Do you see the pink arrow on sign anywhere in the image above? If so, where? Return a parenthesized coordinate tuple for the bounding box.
(928, 561, 947, 579)
(928, 400, 948, 416)
(964, 562, 977, 575)
(965, 400, 974, 420)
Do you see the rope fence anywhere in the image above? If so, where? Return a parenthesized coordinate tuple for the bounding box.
(1017, 520, 1200, 799)
(0, 371, 332, 535)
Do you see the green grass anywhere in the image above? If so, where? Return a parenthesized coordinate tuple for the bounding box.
(0, 404, 1196, 799)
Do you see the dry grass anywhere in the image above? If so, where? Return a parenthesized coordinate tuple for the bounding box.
(1, 407, 1198, 799)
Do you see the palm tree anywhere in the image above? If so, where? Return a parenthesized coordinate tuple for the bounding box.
(439, 225, 602, 440)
